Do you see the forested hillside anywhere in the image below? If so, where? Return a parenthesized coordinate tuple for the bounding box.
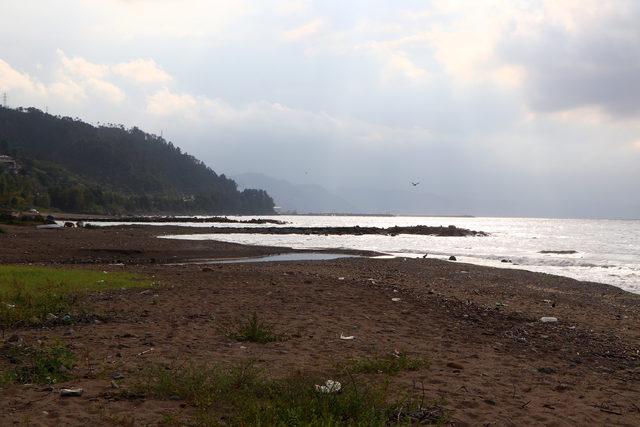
(0, 107, 274, 214)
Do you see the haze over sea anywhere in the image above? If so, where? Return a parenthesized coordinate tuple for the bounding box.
(151, 216, 640, 293)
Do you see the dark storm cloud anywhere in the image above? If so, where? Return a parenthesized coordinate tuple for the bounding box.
(500, 2, 640, 118)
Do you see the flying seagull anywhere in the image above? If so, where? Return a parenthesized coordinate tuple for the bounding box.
(411, 182, 420, 186)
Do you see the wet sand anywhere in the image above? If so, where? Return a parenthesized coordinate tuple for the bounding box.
(0, 225, 639, 425)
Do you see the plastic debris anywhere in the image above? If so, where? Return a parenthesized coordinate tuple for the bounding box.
(338, 277, 345, 281)
(391, 298, 401, 302)
(340, 333, 355, 340)
(315, 380, 342, 394)
(540, 317, 558, 323)
(60, 388, 83, 397)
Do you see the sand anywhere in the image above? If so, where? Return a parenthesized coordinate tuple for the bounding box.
(0, 225, 639, 425)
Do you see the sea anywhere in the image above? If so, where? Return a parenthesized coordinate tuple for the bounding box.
(96, 215, 640, 294)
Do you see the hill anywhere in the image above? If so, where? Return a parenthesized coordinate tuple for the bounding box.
(0, 107, 274, 214)
(233, 173, 355, 214)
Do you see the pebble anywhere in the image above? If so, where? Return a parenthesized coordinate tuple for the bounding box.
(540, 317, 558, 323)
(446, 362, 464, 370)
(111, 372, 125, 380)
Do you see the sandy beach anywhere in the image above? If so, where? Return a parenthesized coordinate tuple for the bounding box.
(1, 225, 639, 425)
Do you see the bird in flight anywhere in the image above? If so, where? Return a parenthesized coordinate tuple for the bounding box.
(411, 182, 420, 186)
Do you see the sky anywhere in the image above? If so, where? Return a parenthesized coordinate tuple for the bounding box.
(1, 0, 639, 218)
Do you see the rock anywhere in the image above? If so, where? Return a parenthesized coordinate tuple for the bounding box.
(446, 362, 464, 370)
(111, 372, 125, 380)
(540, 317, 558, 323)
(64, 222, 75, 228)
(501, 259, 512, 263)
(449, 256, 457, 261)
(60, 388, 83, 397)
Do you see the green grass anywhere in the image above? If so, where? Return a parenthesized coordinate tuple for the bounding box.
(229, 312, 282, 344)
(0, 265, 151, 331)
(0, 340, 75, 385)
(339, 354, 429, 376)
(137, 362, 443, 426)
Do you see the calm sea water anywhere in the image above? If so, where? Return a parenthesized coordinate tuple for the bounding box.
(114, 215, 640, 293)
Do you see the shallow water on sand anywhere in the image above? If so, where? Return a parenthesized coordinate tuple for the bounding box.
(176, 252, 358, 264)
(157, 215, 640, 293)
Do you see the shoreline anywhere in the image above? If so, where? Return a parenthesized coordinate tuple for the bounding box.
(1, 224, 639, 424)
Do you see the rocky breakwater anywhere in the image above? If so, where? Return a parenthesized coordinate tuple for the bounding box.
(203, 224, 487, 237)
(57, 216, 286, 225)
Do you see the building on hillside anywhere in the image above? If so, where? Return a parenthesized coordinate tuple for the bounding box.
(0, 155, 20, 173)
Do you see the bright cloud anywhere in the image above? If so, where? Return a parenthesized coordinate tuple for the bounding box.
(112, 59, 172, 84)
(283, 18, 324, 40)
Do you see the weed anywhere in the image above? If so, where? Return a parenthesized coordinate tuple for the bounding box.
(229, 312, 282, 344)
(0, 340, 75, 385)
(0, 265, 151, 332)
(138, 361, 435, 426)
(339, 353, 429, 376)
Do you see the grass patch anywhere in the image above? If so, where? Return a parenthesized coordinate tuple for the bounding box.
(228, 312, 282, 344)
(0, 265, 151, 331)
(339, 353, 429, 376)
(138, 362, 443, 426)
(0, 340, 75, 385)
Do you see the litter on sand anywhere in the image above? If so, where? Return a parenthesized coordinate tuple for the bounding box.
(60, 388, 83, 397)
(391, 297, 401, 302)
(315, 380, 342, 393)
(540, 317, 558, 323)
(340, 333, 355, 340)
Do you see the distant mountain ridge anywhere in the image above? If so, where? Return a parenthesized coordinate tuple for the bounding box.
(234, 172, 472, 216)
(233, 173, 355, 213)
(0, 106, 274, 214)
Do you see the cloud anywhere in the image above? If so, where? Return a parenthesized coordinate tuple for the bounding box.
(112, 59, 172, 84)
(0, 59, 45, 94)
(58, 49, 108, 79)
(86, 78, 126, 103)
(146, 88, 198, 116)
(283, 18, 324, 40)
(91, 0, 251, 40)
(498, 0, 640, 118)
